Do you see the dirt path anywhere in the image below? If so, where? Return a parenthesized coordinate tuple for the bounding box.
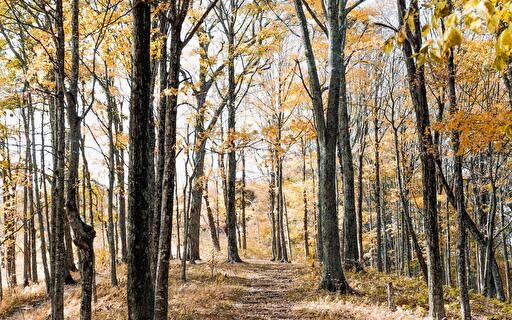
(229, 260, 315, 320)
(1, 259, 424, 319)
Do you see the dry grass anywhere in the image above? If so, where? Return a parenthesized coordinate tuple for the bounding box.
(0, 283, 48, 319)
(2, 256, 512, 319)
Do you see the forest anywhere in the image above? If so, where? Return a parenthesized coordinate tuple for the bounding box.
(0, 0, 511, 319)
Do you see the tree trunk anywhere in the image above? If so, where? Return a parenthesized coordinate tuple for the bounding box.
(152, 13, 169, 277)
(501, 199, 512, 302)
(128, 2, 155, 318)
(203, 182, 220, 251)
(445, 8, 471, 313)
(241, 150, 247, 250)
(396, 0, 445, 317)
(106, 84, 119, 287)
(225, 11, 242, 263)
(23, 173, 31, 286)
(30, 103, 50, 293)
(114, 107, 127, 263)
(294, 0, 350, 292)
(356, 124, 367, 265)
(302, 138, 310, 258)
(374, 116, 383, 272)
(51, 1, 69, 317)
(154, 20, 181, 320)
(277, 149, 288, 263)
(268, 148, 277, 261)
(23, 104, 38, 283)
(338, 43, 359, 271)
(392, 127, 428, 280)
(62, 2, 97, 318)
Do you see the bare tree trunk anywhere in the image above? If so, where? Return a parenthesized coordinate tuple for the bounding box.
(106, 84, 118, 287)
(444, 11, 470, 312)
(128, 1, 155, 318)
(268, 147, 277, 261)
(62, 2, 98, 319)
(338, 26, 358, 270)
(203, 182, 220, 251)
(225, 7, 242, 263)
(51, 1, 69, 317)
(356, 123, 367, 265)
(23, 104, 38, 283)
(276, 148, 288, 263)
(294, 0, 350, 292)
(30, 104, 50, 292)
(301, 138, 310, 258)
(152, 12, 169, 279)
(23, 174, 31, 286)
(396, 0, 445, 316)
(154, 20, 180, 319)
(114, 107, 127, 263)
(241, 150, 247, 250)
(501, 199, 512, 302)
(373, 115, 383, 272)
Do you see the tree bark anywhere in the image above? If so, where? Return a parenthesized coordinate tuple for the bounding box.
(373, 115, 383, 272)
(445, 6, 471, 314)
(106, 82, 119, 287)
(51, 0, 68, 317)
(128, 2, 155, 318)
(241, 150, 247, 250)
(203, 182, 221, 251)
(63, 1, 97, 318)
(152, 12, 169, 277)
(294, 0, 350, 292)
(225, 5, 242, 263)
(30, 103, 50, 293)
(302, 138, 310, 258)
(338, 23, 359, 270)
(114, 113, 127, 263)
(396, 0, 445, 317)
(153, 20, 180, 320)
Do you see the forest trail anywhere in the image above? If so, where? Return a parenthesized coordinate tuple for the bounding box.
(229, 260, 311, 319)
(2, 258, 508, 319)
(217, 259, 419, 320)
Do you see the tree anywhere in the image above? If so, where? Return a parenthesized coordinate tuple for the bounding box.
(127, 1, 154, 318)
(294, 0, 351, 292)
(153, 1, 218, 317)
(395, 0, 445, 317)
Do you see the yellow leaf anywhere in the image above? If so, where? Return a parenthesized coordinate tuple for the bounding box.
(397, 26, 406, 44)
(383, 36, 395, 54)
(407, 9, 416, 31)
(421, 24, 431, 37)
(435, 1, 449, 18)
(497, 27, 512, 54)
(443, 27, 463, 50)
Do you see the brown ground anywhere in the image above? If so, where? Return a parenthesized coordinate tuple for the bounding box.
(1, 258, 510, 319)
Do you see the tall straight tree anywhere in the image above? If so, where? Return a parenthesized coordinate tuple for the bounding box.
(128, 1, 154, 319)
(153, 1, 219, 318)
(294, 0, 352, 292)
(214, 0, 270, 263)
(188, 23, 226, 262)
(51, 0, 68, 318)
(443, 0, 470, 317)
(338, 0, 364, 271)
(396, 0, 445, 317)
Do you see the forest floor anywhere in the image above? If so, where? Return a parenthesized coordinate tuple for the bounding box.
(1, 257, 512, 319)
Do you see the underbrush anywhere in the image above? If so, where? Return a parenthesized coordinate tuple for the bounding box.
(296, 262, 512, 319)
(2, 257, 512, 319)
(0, 283, 48, 318)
